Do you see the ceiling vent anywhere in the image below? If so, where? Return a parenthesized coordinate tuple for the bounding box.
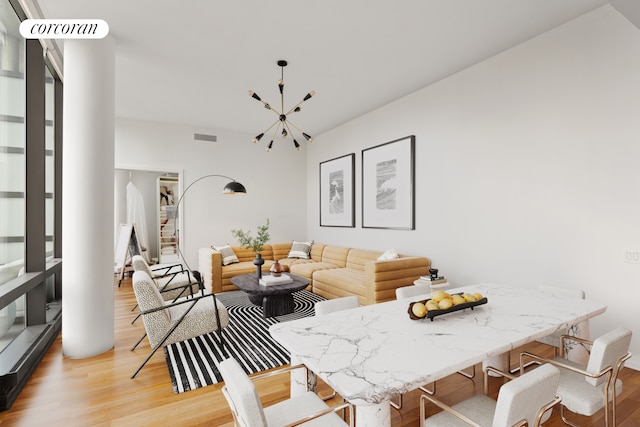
(194, 133, 217, 142)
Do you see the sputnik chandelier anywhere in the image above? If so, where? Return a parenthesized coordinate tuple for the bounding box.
(249, 60, 315, 152)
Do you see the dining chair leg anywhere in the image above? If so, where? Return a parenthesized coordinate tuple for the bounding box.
(457, 364, 476, 380)
(390, 393, 403, 410)
(320, 390, 337, 401)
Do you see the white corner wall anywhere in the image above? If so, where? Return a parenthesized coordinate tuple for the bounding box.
(114, 119, 308, 269)
(307, 5, 640, 369)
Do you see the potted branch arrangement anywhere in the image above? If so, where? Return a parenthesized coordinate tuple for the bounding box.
(231, 219, 270, 278)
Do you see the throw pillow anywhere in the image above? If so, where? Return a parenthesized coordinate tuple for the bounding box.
(377, 249, 399, 261)
(212, 244, 239, 266)
(287, 240, 313, 259)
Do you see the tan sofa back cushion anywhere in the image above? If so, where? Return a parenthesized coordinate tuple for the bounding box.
(320, 246, 350, 268)
(271, 243, 293, 261)
(310, 243, 326, 262)
(346, 249, 383, 271)
(231, 245, 274, 262)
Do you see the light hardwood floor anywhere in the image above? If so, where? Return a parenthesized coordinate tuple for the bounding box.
(0, 277, 638, 426)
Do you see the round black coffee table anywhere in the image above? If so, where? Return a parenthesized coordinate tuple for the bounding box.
(230, 273, 310, 318)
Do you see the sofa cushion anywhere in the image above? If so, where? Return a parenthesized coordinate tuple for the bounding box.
(378, 248, 399, 260)
(309, 243, 326, 262)
(221, 261, 275, 279)
(230, 245, 275, 262)
(312, 268, 367, 303)
(287, 240, 313, 259)
(277, 257, 314, 272)
(271, 243, 293, 261)
(346, 249, 384, 271)
(320, 246, 350, 268)
(213, 244, 239, 266)
(290, 262, 340, 282)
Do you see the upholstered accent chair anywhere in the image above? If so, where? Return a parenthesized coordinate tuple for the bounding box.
(520, 327, 632, 427)
(421, 363, 561, 427)
(131, 255, 201, 301)
(130, 270, 229, 378)
(219, 357, 354, 426)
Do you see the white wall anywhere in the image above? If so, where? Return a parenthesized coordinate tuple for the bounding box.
(114, 118, 308, 270)
(307, 6, 640, 369)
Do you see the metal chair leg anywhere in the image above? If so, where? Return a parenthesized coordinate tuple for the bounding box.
(390, 393, 403, 410)
(131, 332, 147, 351)
(457, 364, 476, 380)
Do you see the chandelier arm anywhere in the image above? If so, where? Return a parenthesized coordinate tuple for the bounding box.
(261, 101, 281, 116)
(284, 122, 301, 151)
(283, 119, 307, 136)
(256, 119, 281, 140)
(250, 95, 281, 116)
(266, 122, 283, 152)
(281, 121, 293, 138)
(280, 82, 285, 114)
(285, 102, 304, 116)
(271, 121, 282, 141)
(285, 91, 315, 116)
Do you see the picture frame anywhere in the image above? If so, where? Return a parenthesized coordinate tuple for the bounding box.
(362, 135, 415, 229)
(319, 153, 355, 227)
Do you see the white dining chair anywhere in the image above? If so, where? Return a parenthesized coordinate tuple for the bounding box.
(422, 363, 561, 427)
(520, 327, 632, 427)
(314, 295, 360, 315)
(219, 357, 354, 427)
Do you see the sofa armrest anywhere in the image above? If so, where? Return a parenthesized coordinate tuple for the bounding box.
(364, 256, 431, 304)
(198, 247, 223, 293)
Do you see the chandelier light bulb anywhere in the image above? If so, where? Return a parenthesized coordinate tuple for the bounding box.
(249, 90, 261, 101)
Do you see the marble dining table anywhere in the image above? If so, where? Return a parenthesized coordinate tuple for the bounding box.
(268, 282, 608, 427)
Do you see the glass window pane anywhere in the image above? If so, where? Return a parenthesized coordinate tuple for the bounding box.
(45, 67, 55, 257)
(0, 151, 25, 191)
(1, 0, 26, 351)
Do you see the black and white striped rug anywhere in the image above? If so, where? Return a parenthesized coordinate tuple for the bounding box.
(164, 289, 325, 393)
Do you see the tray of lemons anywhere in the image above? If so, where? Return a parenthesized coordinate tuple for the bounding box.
(408, 289, 487, 321)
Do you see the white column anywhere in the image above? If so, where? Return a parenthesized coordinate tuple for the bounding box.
(62, 36, 116, 358)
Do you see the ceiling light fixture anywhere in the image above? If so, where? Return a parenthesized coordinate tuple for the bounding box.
(249, 60, 315, 152)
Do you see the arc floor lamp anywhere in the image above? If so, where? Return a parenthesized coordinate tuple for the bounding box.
(173, 174, 247, 355)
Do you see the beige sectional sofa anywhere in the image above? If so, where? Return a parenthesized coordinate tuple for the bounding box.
(198, 242, 430, 305)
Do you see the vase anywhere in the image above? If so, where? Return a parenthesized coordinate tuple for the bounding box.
(270, 259, 283, 277)
(253, 253, 264, 279)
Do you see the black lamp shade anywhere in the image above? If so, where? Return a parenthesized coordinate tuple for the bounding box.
(223, 181, 247, 194)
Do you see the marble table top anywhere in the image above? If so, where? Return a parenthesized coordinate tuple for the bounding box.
(269, 282, 607, 407)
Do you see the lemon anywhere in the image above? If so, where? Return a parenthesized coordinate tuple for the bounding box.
(438, 298, 453, 310)
(431, 289, 448, 302)
(412, 302, 427, 318)
(463, 293, 476, 303)
(472, 292, 483, 301)
(426, 300, 440, 311)
(451, 294, 466, 306)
